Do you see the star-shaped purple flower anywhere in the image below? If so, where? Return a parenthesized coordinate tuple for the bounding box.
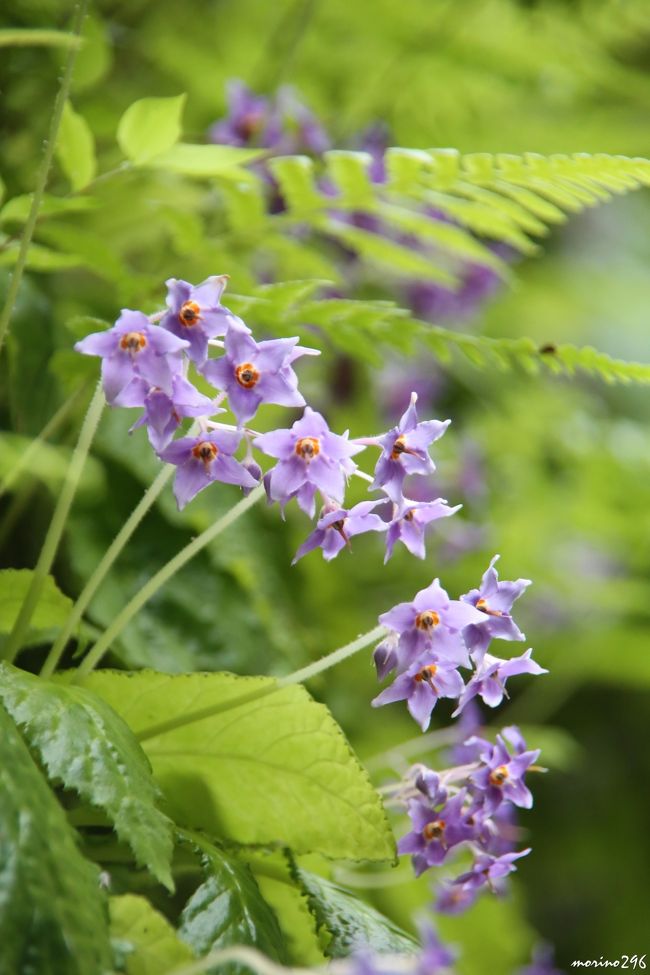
(158, 429, 257, 509)
(254, 407, 364, 516)
(452, 848, 531, 892)
(461, 555, 531, 662)
(416, 924, 457, 975)
(201, 329, 318, 425)
(160, 275, 247, 366)
(75, 311, 188, 404)
(453, 649, 547, 716)
(384, 498, 461, 562)
(369, 393, 450, 504)
(372, 656, 464, 731)
(470, 733, 541, 814)
(114, 375, 221, 452)
(293, 500, 386, 563)
(398, 792, 475, 875)
(379, 578, 485, 670)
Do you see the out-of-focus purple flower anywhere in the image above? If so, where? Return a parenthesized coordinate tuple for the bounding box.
(379, 578, 485, 670)
(372, 656, 464, 731)
(453, 848, 531, 892)
(160, 276, 246, 366)
(470, 733, 541, 814)
(201, 329, 318, 425)
(293, 500, 386, 563)
(276, 84, 330, 154)
(75, 311, 189, 404)
(115, 375, 221, 452)
(515, 944, 563, 975)
(158, 430, 257, 509)
(398, 792, 475, 875)
(416, 923, 457, 974)
(435, 882, 478, 915)
(208, 80, 282, 148)
(254, 407, 364, 516)
(385, 499, 461, 562)
(358, 123, 390, 184)
(461, 555, 531, 661)
(453, 649, 547, 715)
(369, 393, 450, 504)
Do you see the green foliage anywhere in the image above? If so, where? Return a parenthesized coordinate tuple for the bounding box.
(0, 704, 111, 975)
(76, 669, 395, 861)
(117, 94, 187, 165)
(294, 868, 418, 958)
(0, 662, 175, 890)
(109, 895, 193, 975)
(0, 569, 72, 646)
(56, 101, 96, 191)
(178, 845, 288, 973)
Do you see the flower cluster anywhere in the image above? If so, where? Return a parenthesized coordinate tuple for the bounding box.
(76, 279, 465, 564)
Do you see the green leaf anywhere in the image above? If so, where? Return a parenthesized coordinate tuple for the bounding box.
(178, 844, 288, 974)
(0, 569, 73, 645)
(0, 703, 111, 974)
(148, 142, 263, 177)
(77, 670, 396, 861)
(109, 895, 193, 975)
(56, 101, 96, 191)
(117, 94, 186, 165)
(0, 193, 97, 226)
(0, 663, 175, 890)
(294, 868, 418, 958)
(0, 242, 85, 270)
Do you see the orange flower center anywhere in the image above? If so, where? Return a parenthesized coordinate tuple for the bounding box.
(489, 764, 509, 787)
(295, 437, 320, 461)
(119, 331, 147, 354)
(192, 441, 219, 466)
(415, 664, 438, 683)
(235, 362, 260, 389)
(423, 819, 446, 841)
(476, 597, 503, 617)
(179, 300, 201, 327)
(415, 610, 440, 631)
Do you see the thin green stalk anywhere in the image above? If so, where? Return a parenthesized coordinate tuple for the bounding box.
(40, 462, 176, 678)
(135, 623, 387, 743)
(73, 483, 267, 681)
(2, 384, 105, 664)
(0, 383, 89, 499)
(0, 0, 88, 354)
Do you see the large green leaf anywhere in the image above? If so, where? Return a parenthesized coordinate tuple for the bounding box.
(178, 844, 288, 974)
(56, 101, 96, 191)
(0, 569, 73, 647)
(0, 704, 111, 974)
(78, 670, 395, 861)
(117, 94, 186, 165)
(0, 663, 174, 890)
(110, 895, 193, 975)
(294, 868, 418, 958)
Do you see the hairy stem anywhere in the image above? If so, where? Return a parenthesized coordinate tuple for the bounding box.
(2, 384, 105, 664)
(73, 483, 267, 680)
(135, 623, 387, 742)
(0, 0, 88, 354)
(40, 462, 176, 678)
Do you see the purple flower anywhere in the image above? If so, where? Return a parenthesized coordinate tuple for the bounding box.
(373, 634, 400, 680)
(160, 275, 246, 366)
(276, 85, 330, 154)
(453, 649, 547, 715)
(293, 500, 386, 563)
(75, 311, 188, 404)
(201, 330, 317, 425)
(115, 375, 221, 452)
(398, 792, 475, 875)
(416, 924, 457, 974)
(384, 498, 461, 562)
(158, 430, 257, 509)
(453, 848, 531, 892)
(461, 555, 531, 662)
(470, 733, 541, 814)
(515, 944, 563, 975)
(372, 656, 464, 731)
(414, 768, 447, 806)
(435, 882, 478, 915)
(209, 80, 281, 148)
(369, 393, 450, 504)
(379, 578, 485, 670)
(254, 407, 364, 516)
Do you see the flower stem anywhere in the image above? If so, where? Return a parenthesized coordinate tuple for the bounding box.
(40, 461, 176, 678)
(73, 483, 267, 681)
(0, 0, 88, 354)
(2, 383, 105, 664)
(135, 623, 387, 743)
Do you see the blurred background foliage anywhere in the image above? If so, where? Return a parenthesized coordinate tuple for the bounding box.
(2, 0, 650, 972)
